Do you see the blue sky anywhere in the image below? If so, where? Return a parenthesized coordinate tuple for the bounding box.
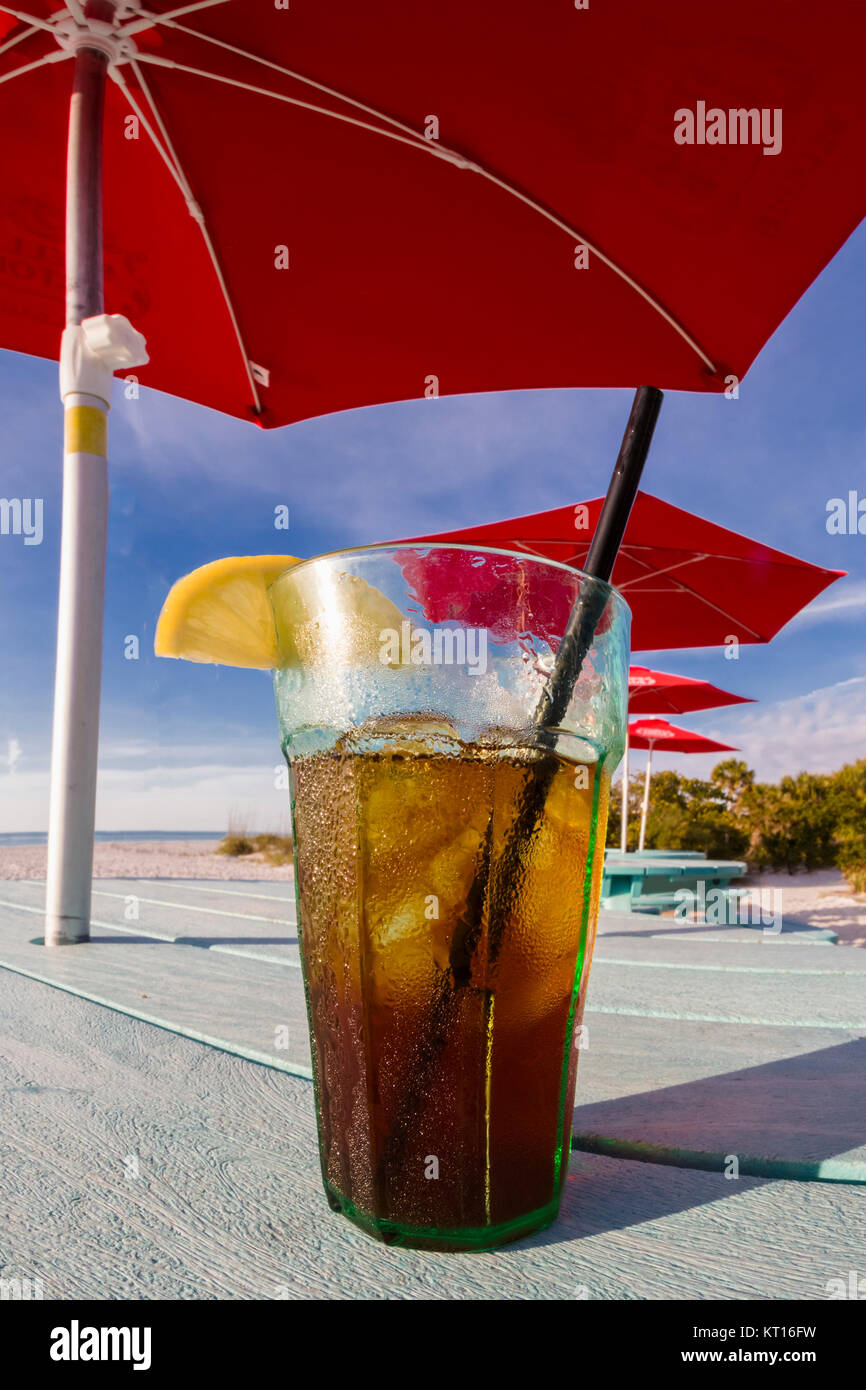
(1, 222, 865, 831)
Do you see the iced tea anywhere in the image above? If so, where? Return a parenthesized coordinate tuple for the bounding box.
(290, 719, 610, 1250)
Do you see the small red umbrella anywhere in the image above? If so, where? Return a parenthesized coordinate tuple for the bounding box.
(628, 666, 754, 716)
(400, 492, 844, 651)
(627, 717, 740, 851)
(618, 667, 752, 850)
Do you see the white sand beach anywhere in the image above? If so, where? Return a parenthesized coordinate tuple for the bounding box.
(0, 839, 292, 884)
(739, 868, 866, 948)
(1, 842, 864, 945)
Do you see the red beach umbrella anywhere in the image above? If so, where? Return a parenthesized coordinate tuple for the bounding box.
(400, 492, 844, 652)
(628, 717, 739, 753)
(627, 718, 740, 851)
(628, 666, 754, 716)
(3, 3, 865, 418)
(0, 2, 862, 943)
(618, 667, 752, 849)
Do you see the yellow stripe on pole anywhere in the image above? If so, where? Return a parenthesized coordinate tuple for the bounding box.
(64, 404, 107, 457)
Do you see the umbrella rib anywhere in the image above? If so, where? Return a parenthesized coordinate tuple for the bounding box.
(125, 0, 231, 33)
(560, 541, 768, 642)
(130, 52, 475, 161)
(614, 549, 765, 638)
(429, 536, 763, 640)
(129, 10, 450, 144)
(617, 550, 766, 641)
(110, 59, 263, 415)
(451, 167, 718, 374)
(130, 49, 718, 377)
(0, 20, 36, 55)
(0, 46, 70, 84)
(0, 5, 60, 36)
(616, 552, 709, 590)
(456, 537, 759, 637)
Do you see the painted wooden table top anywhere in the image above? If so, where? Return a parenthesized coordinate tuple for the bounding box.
(601, 855, 747, 878)
(1, 876, 863, 1298)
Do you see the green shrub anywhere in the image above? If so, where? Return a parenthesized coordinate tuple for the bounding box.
(215, 831, 293, 863)
(252, 833, 293, 865)
(216, 834, 255, 857)
(608, 754, 866, 876)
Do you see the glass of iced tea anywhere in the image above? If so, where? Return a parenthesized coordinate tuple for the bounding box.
(270, 544, 629, 1251)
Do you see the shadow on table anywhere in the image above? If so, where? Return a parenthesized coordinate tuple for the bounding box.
(173, 935, 298, 950)
(506, 1036, 866, 1249)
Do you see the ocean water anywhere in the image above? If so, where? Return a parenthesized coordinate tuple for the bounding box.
(0, 831, 222, 848)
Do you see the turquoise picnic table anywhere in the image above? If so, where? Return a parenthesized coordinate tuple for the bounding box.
(601, 849, 747, 915)
(0, 876, 863, 1299)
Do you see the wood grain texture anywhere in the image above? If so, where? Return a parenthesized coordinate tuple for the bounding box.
(0, 968, 863, 1301)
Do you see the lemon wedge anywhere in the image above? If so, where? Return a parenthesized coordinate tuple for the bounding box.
(155, 555, 302, 668)
(270, 565, 408, 668)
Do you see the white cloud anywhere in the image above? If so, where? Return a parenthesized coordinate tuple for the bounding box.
(786, 578, 866, 629)
(5, 738, 21, 773)
(731, 677, 866, 780)
(0, 760, 290, 835)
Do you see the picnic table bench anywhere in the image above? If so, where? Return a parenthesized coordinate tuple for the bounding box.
(0, 876, 863, 1299)
(601, 850, 748, 916)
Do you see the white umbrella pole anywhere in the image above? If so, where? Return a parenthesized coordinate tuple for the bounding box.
(620, 734, 629, 851)
(45, 38, 109, 946)
(44, 8, 150, 946)
(637, 742, 654, 852)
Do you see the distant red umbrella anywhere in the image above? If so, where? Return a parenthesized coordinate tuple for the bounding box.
(628, 718, 739, 754)
(628, 666, 754, 716)
(627, 717, 739, 851)
(618, 667, 752, 849)
(400, 492, 844, 652)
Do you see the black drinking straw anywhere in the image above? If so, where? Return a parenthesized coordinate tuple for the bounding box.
(380, 387, 663, 1196)
(453, 384, 664, 977)
(534, 384, 664, 733)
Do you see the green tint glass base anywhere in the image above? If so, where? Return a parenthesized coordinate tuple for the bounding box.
(324, 1181, 559, 1252)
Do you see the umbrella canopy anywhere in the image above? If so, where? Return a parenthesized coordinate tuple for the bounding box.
(627, 717, 740, 851)
(400, 492, 844, 651)
(628, 666, 754, 715)
(627, 718, 739, 755)
(2, 2, 866, 421)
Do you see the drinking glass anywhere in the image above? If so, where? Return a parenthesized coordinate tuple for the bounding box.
(270, 543, 629, 1250)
